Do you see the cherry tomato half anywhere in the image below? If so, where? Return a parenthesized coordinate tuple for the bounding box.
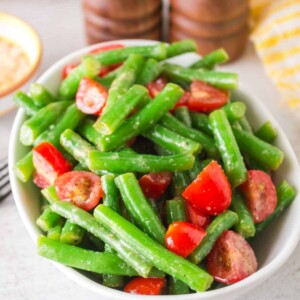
(207, 230, 258, 284)
(32, 142, 72, 188)
(186, 203, 211, 229)
(138, 172, 172, 200)
(54, 171, 103, 211)
(124, 277, 166, 295)
(76, 77, 108, 115)
(182, 160, 232, 216)
(62, 64, 77, 79)
(240, 170, 277, 223)
(165, 221, 206, 258)
(188, 80, 228, 112)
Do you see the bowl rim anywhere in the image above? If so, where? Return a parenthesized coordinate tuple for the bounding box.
(9, 39, 300, 300)
(0, 11, 42, 99)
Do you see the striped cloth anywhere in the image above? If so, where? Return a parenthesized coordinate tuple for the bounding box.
(250, 0, 300, 107)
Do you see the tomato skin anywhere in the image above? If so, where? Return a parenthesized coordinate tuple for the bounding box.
(207, 230, 258, 284)
(165, 221, 206, 257)
(62, 64, 76, 79)
(54, 171, 103, 211)
(240, 170, 277, 223)
(146, 77, 167, 98)
(186, 203, 211, 229)
(124, 277, 166, 295)
(138, 172, 172, 200)
(188, 80, 228, 112)
(32, 142, 72, 188)
(182, 160, 232, 216)
(76, 77, 108, 115)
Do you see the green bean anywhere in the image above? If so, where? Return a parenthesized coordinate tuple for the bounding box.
(232, 127, 284, 170)
(191, 48, 229, 69)
(47, 222, 64, 241)
(167, 40, 197, 58)
(137, 58, 162, 85)
(29, 83, 57, 107)
(190, 112, 213, 136)
(94, 76, 114, 89)
(38, 236, 160, 277)
(91, 43, 167, 66)
(41, 185, 60, 205)
(171, 170, 190, 197)
(59, 56, 100, 99)
(95, 84, 148, 135)
(95, 83, 184, 152)
(255, 121, 277, 143)
(100, 54, 145, 117)
(209, 109, 247, 187)
(51, 201, 155, 276)
(187, 156, 203, 182)
(101, 173, 124, 287)
(222, 101, 246, 122)
(166, 198, 187, 225)
(160, 113, 219, 159)
(169, 277, 190, 295)
(35, 103, 85, 147)
(230, 192, 256, 238)
(36, 207, 62, 232)
(14, 152, 34, 182)
(189, 210, 238, 264)
(166, 197, 189, 295)
(20, 101, 71, 146)
(13, 91, 39, 116)
(162, 63, 238, 89)
(143, 124, 202, 155)
(101, 174, 121, 214)
(173, 106, 192, 127)
(60, 220, 85, 245)
(94, 205, 213, 292)
(115, 173, 166, 244)
(256, 180, 296, 233)
(88, 151, 195, 173)
(77, 118, 100, 145)
(238, 116, 253, 133)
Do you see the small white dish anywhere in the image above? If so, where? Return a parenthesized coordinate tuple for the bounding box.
(0, 12, 42, 115)
(9, 40, 300, 300)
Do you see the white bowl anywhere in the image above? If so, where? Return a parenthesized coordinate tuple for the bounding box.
(9, 40, 300, 300)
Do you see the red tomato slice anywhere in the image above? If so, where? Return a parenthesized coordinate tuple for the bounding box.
(124, 277, 166, 295)
(146, 77, 167, 98)
(174, 91, 190, 109)
(182, 160, 232, 216)
(54, 171, 103, 211)
(62, 64, 77, 79)
(89, 43, 124, 54)
(99, 63, 122, 77)
(138, 172, 172, 200)
(186, 203, 211, 229)
(188, 80, 228, 112)
(207, 230, 258, 284)
(76, 77, 108, 115)
(165, 221, 206, 257)
(32, 142, 72, 188)
(240, 170, 277, 223)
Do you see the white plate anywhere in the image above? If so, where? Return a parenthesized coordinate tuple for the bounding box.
(9, 40, 300, 300)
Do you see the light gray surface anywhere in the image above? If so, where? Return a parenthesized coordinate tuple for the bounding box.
(0, 0, 300, 299)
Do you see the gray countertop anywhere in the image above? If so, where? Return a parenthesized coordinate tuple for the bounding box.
(0, 1, 300, 299)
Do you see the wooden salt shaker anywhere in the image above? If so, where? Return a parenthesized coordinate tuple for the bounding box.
(170, 0, 250, 61)
(82, 0, 163, 44)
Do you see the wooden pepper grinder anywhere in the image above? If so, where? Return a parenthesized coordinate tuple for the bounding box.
(170, 0, 250, 61)
(82, 0, 163, 44)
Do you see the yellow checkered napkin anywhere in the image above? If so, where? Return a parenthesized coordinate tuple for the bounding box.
(251, 0, 300, 107)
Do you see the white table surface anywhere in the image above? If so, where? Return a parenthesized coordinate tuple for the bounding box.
(1, 1, 300, 299)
